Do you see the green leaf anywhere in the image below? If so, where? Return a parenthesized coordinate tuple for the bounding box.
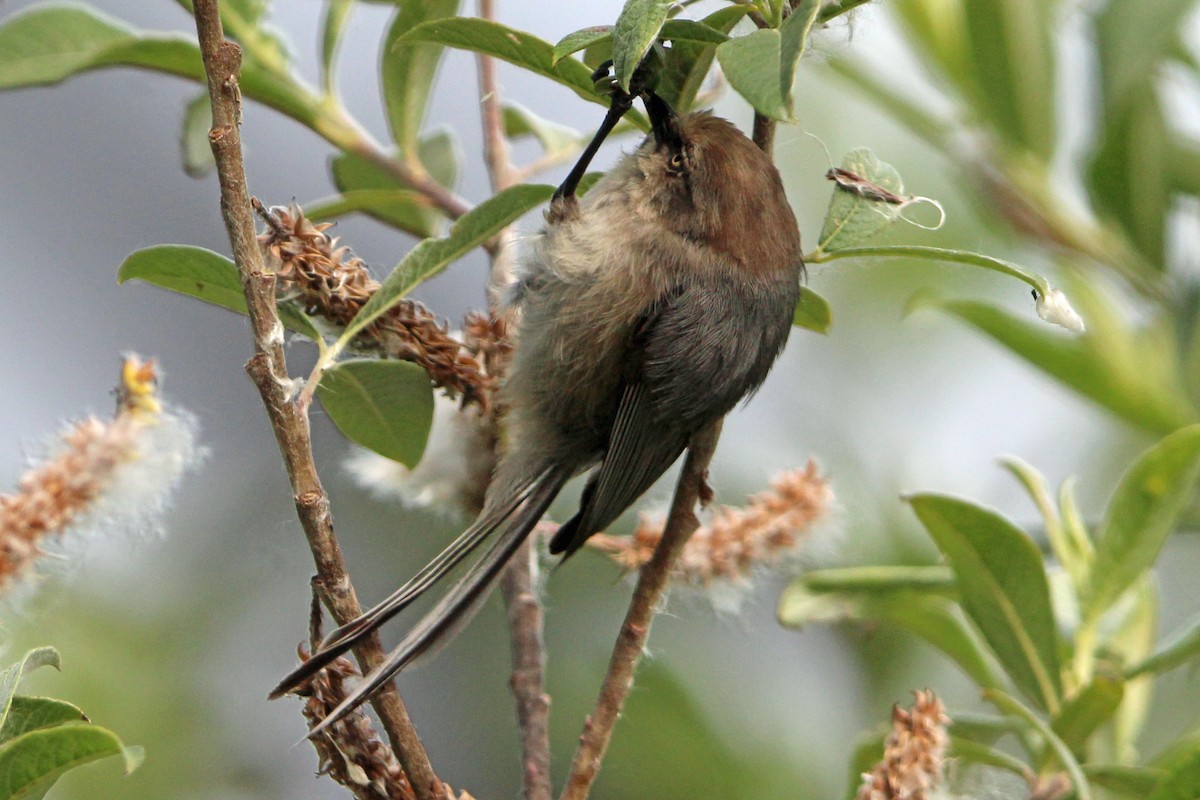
(0, 650, 60, 734)
(654, 8, 748, 113)
(787, 565, 956, 596)
(1126, 610, 1200, 679)
(1084, 765, 1167, 798)
(792, 285, 832, 333)
(502, 102, 584, 158)
(920, 297, 1195, 435)
(779, 569, 1006, 691)
(316, 360, 434, 467)
(1087, 425, 1200, 618)
(397, 17, 648, 129)
(815, 148, 906, 253)
(1093, 0, 1196, 119)
(381, 0, 460, 157)
(1051, 676, 1124, 755)
(612, 0, 671, 92)
(0, 723, 141, 800)
(1087, 89, 1170, 267)
(909, 494, 1062, 712)
(342, 183, 554, 342)
(305, 189, 432, 223)
(552, 26, 612, 64)
(320, 0, 354, 94)
(330, 145, 448, 238)
(553, 18, 730, 64)
(0, 3, 131, 87)
(180, 91, 213, 178)
(116, 245, 323, 340)
(960, 0, 1056, 160)
(715, 2, 818, 121)
(0, 698, 85, 745)
(949, 737, 1031, 777)
(1148, 748, 1200, 800)
(417, 128, 461, 190)
(0, 4, 315, 127)
(843, 730, 886, 800)
(716, 30, 788, 120)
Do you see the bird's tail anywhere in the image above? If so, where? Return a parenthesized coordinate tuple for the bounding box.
(269, 465, 570, 733)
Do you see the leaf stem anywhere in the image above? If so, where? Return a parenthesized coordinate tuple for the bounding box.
(810, 244, 1052, 295)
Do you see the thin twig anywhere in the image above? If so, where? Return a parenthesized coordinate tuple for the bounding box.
(559, 420, 723, 800)
(189, 3, 441, 797)
(475, 2, 554, 798)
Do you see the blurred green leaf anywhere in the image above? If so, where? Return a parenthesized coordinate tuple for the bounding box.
(788, 565, 955, 596)
(117, 245, 323, 340)
(921, 297, 1196, 435)
(0, 649, 59, 733)
(612, 0, 671, 92)
(502, 102, 584, 158)
(1093, 0, 1195, 117)
(397, 17, 648, 129)
(1084, 765, 1168, 798)
(0, 3, 139, 87)
(0, 724, 142, 800)
(329, 139, 454, 238)
(601, 662, 774, 798)
(1087, 90, 1170, 268)
(1148, 748, 1200, 800)
(1051, 675, 1124, 756)
(949, 736, 1031, 776)
(779, 570, 1006, 691)
(843, 730, 886, 800)
(816, 148, 906, 253)
(960, 0, 1056, 159)
(316, 360, 434, 466)
(715, 3, 817, 121)
(1126, 610, 1200, 679)
(418, 128, 460, 189)
(792, 286, 832, 333)
(381, 0, 460, 157)
(1107, 578, 1158, 762)
(305, 188, 431, 222)
(0, 698, 85, 746)
(0, 4, 315, 126)
(179, 91, 213, 178)
(1087, 425, 1200, 619)
(342, 184, 554, 343)
(909, 495, 1062, 711)
(320, 0, 354, 94)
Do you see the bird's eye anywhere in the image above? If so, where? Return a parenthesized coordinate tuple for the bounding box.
(668, 152, 686, 173)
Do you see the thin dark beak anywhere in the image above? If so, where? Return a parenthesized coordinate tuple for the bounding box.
(644, 91, 682, 152)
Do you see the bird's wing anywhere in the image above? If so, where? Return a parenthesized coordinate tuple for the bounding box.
(549, 276, 793, 558)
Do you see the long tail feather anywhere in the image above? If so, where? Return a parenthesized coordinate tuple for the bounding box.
(268, 474, 544, 701)
(304, 468, 569, 737)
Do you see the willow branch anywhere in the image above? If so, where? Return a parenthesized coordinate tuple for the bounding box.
(559, 420, 722, 800)
(190, 3, 441, 797)
(475, 2, 553, 797)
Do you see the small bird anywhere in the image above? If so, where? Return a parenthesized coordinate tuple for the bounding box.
(271, 71, 802, 730)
